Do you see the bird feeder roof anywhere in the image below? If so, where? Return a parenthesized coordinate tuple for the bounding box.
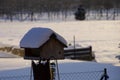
(20, 27, 67, 48)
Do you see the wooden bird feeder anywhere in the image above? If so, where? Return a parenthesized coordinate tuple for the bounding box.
(20, 27, 67, 60)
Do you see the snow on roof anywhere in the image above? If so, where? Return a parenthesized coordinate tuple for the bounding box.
(20, 27, 67, 48)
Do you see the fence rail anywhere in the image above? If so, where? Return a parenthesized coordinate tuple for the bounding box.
(0, 68, 108, 80)
(0, 75, 31, 80)
(56, 71, 103, 80)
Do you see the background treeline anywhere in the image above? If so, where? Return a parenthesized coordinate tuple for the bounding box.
(81, 0, 120, 9)
(0, 0, 79, 14)
(0, 0, 120, 12)
(0, 0, 120, 21)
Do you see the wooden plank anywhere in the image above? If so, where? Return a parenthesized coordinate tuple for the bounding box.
(64, 51, 91, 56)
(64, 46, 92, 53)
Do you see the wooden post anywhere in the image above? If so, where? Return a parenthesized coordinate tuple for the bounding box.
(32, 60, 51, 80)
(100, 68, 109, 80)
(30, 60, 33, 80)
(104, 68, 109, 80)
(89, 46, 92, 54)
(73, 36, 76, 59)
(56, 60, 60, 80)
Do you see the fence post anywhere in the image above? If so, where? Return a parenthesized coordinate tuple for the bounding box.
(104, 68, 109, 80)
(100, 68, 109, 80)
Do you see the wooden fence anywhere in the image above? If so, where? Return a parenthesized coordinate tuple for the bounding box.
(64, 46, 95, 61)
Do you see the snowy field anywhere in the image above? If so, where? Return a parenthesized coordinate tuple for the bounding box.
(0, 20, 120, 80)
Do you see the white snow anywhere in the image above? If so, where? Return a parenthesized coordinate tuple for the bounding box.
(0, 58, 30, 71)
(20, 27, 67, 48)
(0, 51, 19, 58)
(0, 20, 120, 80)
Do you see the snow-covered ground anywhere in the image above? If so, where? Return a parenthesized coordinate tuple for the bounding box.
(0, 51, 19, 58)
(0, 20, 120, 65)
(0, 20, 120, 80)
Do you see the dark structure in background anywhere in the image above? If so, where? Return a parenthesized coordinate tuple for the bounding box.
(74, 5, 86, 20)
